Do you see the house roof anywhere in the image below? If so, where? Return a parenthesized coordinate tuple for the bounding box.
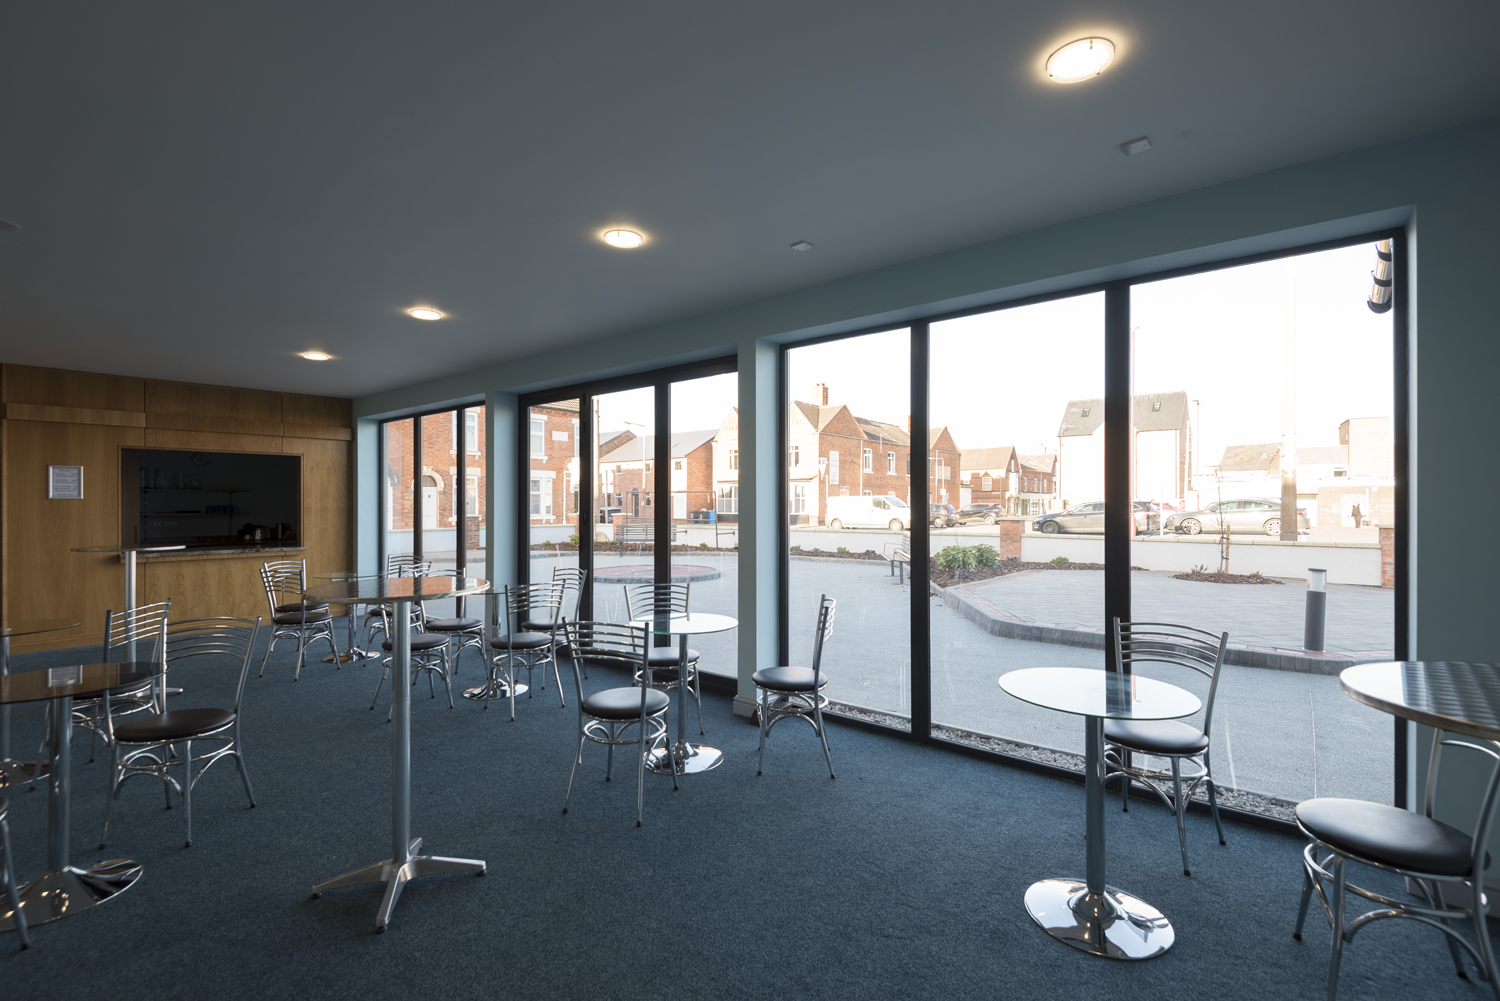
(1218, 443, 1280, 471)
(791, 401, 843, 433)
(1058, 392, 1189, 437)
(961, 446, 1014, 472)
(602, 429, 717, 462)
(532, 398, 580, 415)
(1019, 453, 1056, 474)
(856, 416, 910, 447)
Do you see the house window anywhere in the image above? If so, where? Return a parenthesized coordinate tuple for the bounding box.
(731, 448, 740, 470)
(717, 485, 739, 514)
(936, 460, 950, 481)
(453, 410, 478, 453)
(674, 460, 683, 470)
(839, 488, 849, 496)
(1081, 407, 1091, 417)
(529, 477, 552, 517)
(1151, 401, 1161, 411)
(572, 419, 579, 457)
(862, 490, 873, 497)
(465, 475, 479, 517)
(887, 451, 896, 474)
(784, 446, 795, 468)
(982, 475, 992, 491)
(791, 483, 806, 514)
(862, 448, 873, 472)
(530, 417, 545, 459)
(829, 450, 839, 485)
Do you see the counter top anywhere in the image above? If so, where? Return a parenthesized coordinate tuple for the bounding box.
(132, 543, 307, 559)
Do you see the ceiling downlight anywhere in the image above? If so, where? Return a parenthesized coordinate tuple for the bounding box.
(1046, 37, 1115, 83)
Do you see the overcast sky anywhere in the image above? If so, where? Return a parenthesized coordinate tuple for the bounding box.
(586, 241, 1393, 472)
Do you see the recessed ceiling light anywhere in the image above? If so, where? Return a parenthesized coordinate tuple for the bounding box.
(1046, 37, 1115, 83)
(407, 307, 445, 320)
(299, 350, 332, 361)
(601, 229, 644, 249)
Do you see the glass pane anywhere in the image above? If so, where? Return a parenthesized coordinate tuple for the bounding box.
(786, 330, 911, 726)
(1130, 242, 1395, 812)
(671, 372, 739, 678)
(383, 417, 417, 571)
(592, 387, 657, 623)
(928, 294, 1105, 753)
(463, 406, 487, 576)
(528, 400, 581, 593)
(423, 411, 459, 578)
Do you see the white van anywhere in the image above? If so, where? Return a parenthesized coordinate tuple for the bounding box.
(825, 494, 912, 531)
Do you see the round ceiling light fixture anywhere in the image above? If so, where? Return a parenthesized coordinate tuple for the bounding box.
(601, 228, 644, 249)
(1045, 37, 1115, 83)
(299, 350, 333, 361)
(407, 307, 445, 320)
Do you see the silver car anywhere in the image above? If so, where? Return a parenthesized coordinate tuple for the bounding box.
(1163, 497, 1309, 536)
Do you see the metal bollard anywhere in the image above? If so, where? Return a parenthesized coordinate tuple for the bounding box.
(1303, 568, 1327, 652)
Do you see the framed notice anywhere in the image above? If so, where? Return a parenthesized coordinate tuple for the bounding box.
(48, 464, 83, 499)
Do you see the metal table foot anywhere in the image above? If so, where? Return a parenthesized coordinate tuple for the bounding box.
(462, 681, 527, 701)
(646, 741, 722, 775)
(324, 649, 375, 664)
(0, 860, 144, 930)
(311, 838, 485, 932)
(1024, 879, 1174, 959)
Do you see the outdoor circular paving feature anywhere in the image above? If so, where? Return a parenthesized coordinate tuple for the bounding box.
(594, 564, 722, 584)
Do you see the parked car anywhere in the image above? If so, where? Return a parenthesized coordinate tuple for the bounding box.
(1163, 497, 1309, 536)
(954, 503, 1004, 525)
(1032, 501, 1160, 535)
(598, 506, 624, 524)
(930, 503, 957, 528)
(826, 494, 913, 531)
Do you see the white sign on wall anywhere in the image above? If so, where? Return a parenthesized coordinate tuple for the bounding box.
(48, 465, 83, 499)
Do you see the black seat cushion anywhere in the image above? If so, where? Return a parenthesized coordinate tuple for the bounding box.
(1104, 719, 1209, 756)
(381, 633, 450, 652)
(752, 666, 827, 692)
(521, 615, 563, 632)
(425, 617, 480, 632)
(648, 648, 700, 667)
(116, 707, 235, 743)
(582, 686, 669, 721)
(272, 609, 333, 626)
(1297, 798, 1478, 877)
(275, 600, 329, 615)
(489, 632, 551, 650)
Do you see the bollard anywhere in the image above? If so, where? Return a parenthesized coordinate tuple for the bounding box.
(1304, 568, 1327, 652)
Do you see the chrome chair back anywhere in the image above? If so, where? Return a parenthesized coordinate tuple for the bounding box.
(366, 603, 456, 717)
(560, 620, 675, 825)
(622, 581, 690, 620)
(754, 594, 837, 778)
(1102, 618, 1229, 875)
(1294, 728, 1500, 998)
(385, 556, 432, 577)
(73, 600, 172, 760)
(258, 560, 339, 679)
(100, 616, 261, 849)
(621, 581, 704, 733)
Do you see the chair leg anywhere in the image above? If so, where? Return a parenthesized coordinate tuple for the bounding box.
(636, 723, 647, 827)
(814, 695, 835, 779)
(1293, 858, 1315, 941)
(1121, 749, 1131, 812)
(756, 689, 768, 776)
(370, 660, 391, 711)
(442, 651, 455, 710)
(293, 629, 308, 681)
(605, 738, 614, 781)
(1206, 771, 1226, 846)
(692, 668, 703, 735)
(563, 730, 585, 814)
(232, 747, 257, 808)
(1327, 857, 1348, 1001)
(99, 741, 122, 849)
(258, 629, 276, 678)
(1171, 757, 1190, 876)
(182, 739, 193, 848)
(1471, 877, 1500, 993)
(0, 815, 28, 949)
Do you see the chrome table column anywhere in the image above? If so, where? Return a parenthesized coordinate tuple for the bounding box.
(628, 613, 738, 777)
(306, 575, 488, 932)
(0, 662, 157, 931)
(311, 571, 377, 664)
(1000, 667, 1200, 960)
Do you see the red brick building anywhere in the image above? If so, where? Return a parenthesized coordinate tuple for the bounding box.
(527, 400, 581, 524)
(384, 407, 487, 549)
(962, 446, 1057, 516)
(598, 429, 716, 521)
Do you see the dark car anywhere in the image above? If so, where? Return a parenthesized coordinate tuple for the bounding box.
(598, 506, 624, 524)
(954, 503, 1004, 525)
(930, 503, 957, 528)
(1032, 501, 1159, 534)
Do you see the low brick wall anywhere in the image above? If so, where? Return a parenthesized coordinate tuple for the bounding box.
(1380, 525, 1395, 588)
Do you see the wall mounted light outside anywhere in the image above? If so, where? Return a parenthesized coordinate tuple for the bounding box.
(299, 350, 333, 361)
(407, 307, 445, 320)
(1046, 37, 1115, 83)
(601, 229, 645, 249)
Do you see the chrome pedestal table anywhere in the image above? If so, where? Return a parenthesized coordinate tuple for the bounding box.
(304, 575, 489, 932)
(0, 621, 81, 788)
(0, 661, 160, 931)
(311, 570, 379, 664)
(628, 612, 737, 776)
(999, 667, 1200, 960)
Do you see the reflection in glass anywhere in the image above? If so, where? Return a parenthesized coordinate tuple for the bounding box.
(591, 388, 656, 624)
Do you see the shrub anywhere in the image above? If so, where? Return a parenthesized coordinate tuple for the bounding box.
(700, 542, 709, 549)
(935, 545, 978, 573)
(790, 544, 802, 551)
(972, 544, 999, 567)
(836, 546, 849, 554)
(568, 533, 580, 548)
(1050, 555, 1070, 565)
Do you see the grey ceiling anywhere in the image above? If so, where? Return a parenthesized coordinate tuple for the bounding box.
(2, 2, 1497, 399)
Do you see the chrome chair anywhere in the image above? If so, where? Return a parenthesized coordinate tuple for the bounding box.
(1101, 618, 1229, 876)
(1294, 727, 1500, 1000)
(622, 582, 703, 734)
(368, 603, 455, 717)
(258, 560, 339, 680)
(560, 620, 675, 826)
(753, 594, 836, 778)
(547, 568, 589, 675)
(357, 557, 433, 653)
(71, 601, 171, 763)
(0, 795, 28, 949)
(423, 570, 484, 676)
(481, 582, 565, 714)
(99, 616, 260, 849)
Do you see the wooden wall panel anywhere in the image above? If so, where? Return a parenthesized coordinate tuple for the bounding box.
(3, 365, 145, 412)
(137, 552, 274, 625)
(283, 394, 352, 428)
(284, 436, 351, 579)
(146, 413, 285, 437)
(2, 404, 146, 428)
(143, 428, 285, 454)
(144, 381, 282, 423)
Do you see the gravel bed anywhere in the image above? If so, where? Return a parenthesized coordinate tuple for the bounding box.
(1171, 571, 1284, 585)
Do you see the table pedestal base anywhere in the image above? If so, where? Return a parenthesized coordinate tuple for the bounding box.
(0, 860, 144, 930)
(1024, 878, 1174, 960)
(462, 681, 528, 701)
(647, 741, 722, 775)
(311, 838, 485, 932)
(324, 649, 374, 664)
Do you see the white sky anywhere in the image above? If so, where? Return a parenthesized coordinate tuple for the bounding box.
(576, 241, 1393, 469)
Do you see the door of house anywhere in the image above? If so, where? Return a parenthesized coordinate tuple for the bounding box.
(673, 492, 686, 520)
(422, 478, 438, 529)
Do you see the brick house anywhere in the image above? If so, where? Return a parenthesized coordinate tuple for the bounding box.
(526, 400, 581, 524)
(385, 407, 487, 550)
(961, 447, 1057, 516)
(598, 429, 716, 522)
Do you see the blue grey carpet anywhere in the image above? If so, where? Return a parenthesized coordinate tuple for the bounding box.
(0, 626, 1489, 1000)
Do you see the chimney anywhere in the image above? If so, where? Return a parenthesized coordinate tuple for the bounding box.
(813, 383, 828, 406)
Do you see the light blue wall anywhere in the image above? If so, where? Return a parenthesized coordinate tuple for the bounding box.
(357, 114, 1500, 824)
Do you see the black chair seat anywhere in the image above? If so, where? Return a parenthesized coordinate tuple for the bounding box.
(489, 632, 552, 650)
(648, 647, 700, 667)
(752, 666, 826, 692)
(272, 609, 332, 626)
(1104, 719, 1209, 756)
(582, 687, 669, 721)
(275, 600, 329, 615)
(381, 633, 450, 652)
(116, 708, 235, 743)
(426, 617, 481, 632)
(521, 616, 563, 632)
(1296, 798, 1478, 877)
